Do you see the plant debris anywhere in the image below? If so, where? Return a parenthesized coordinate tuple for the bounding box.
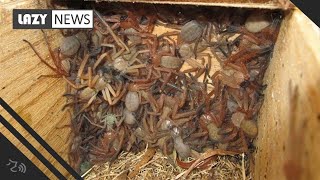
(84, 148, 251, 180)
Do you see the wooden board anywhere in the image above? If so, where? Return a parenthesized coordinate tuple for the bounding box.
(255, 9, 320, 180)
(98, 0, 286, 9)
(0, 0, 71, 179)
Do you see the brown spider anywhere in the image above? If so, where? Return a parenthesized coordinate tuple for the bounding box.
(23, 30, 70, 78)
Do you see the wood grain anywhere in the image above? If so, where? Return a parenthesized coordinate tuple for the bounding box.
(255, 10, 320, 180)
(0, 0, 71, 179)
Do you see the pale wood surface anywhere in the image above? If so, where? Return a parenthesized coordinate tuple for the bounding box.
(255, 10, 320, 180)
(0, 0, 71, 179)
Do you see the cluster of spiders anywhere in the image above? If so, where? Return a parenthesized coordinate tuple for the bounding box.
(24, 2, 282, 176)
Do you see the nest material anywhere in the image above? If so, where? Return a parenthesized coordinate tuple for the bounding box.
(84, 148, 251, 180)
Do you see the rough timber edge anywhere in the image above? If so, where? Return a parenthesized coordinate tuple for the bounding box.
(95, 0, 293, 10)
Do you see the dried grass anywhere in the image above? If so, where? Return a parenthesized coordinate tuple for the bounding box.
(84, 147, 252, 180)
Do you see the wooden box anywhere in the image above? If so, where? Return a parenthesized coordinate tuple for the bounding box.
(0, 0, 319, 179)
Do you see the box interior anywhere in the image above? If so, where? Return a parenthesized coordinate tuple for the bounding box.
(0, 1, 319, 179)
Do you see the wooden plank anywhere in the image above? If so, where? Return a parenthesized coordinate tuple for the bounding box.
(97, 0, 285, 9)
(255, 9, 320, 180)
(0, 1, 72, 179)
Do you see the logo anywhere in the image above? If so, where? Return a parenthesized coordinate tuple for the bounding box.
(0, 98, 82, 179)
(13, 9, 93, 29)
(6, 159, 27, 174)
(18, 14, 47, 25)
